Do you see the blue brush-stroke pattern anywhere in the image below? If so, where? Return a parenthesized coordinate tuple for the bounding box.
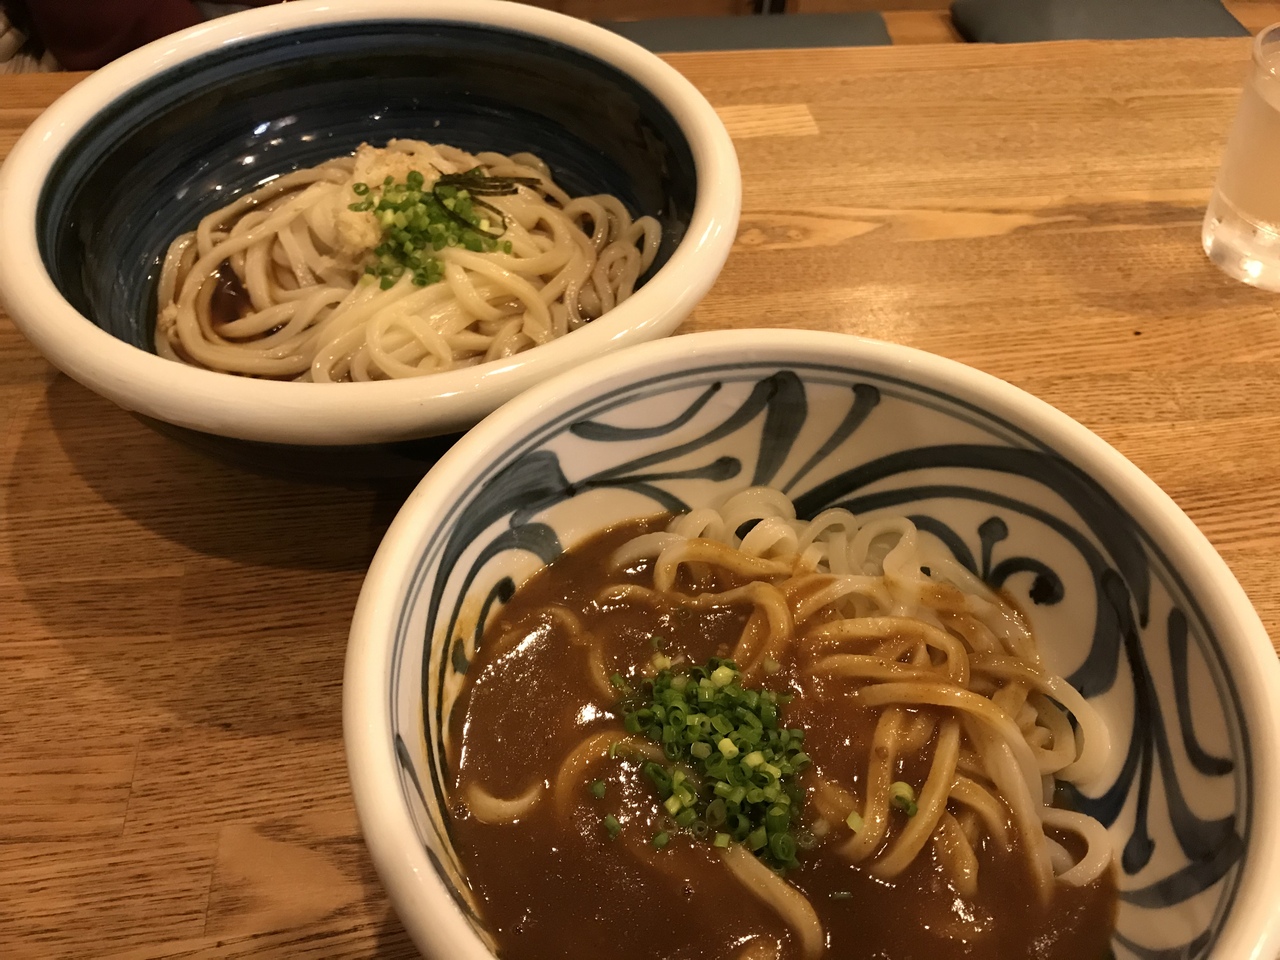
(1167, 608, 1234, 777)
(794, 444, 1152, 626)
(783, 383, 881, 494)
(1114, 926, 1212, 960)
(458, 576, 517, 674)
(404, 367, 1244, 960)
(908, 514, 978, 575)
(395, 734, 483, 926)
(989, 556, 1065, 605)
(578, 456, 742, 506)
(569, 382, 722, 441)
(917, 513, 1064, 607)
(417, 450, 573, 858)
(750, 370, 807, 487)
(587, 372, 802, 485)
(979, 515, 1009, 576)
(832, 483, 1126, 696)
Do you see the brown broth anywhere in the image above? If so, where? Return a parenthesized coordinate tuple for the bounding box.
(446, 517, 1117, 960)
(209, 262, 253, 327)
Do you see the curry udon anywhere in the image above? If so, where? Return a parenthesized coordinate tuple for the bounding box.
(447, 487, 1117, 959)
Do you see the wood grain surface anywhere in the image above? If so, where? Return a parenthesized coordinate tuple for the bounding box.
(2, 38, 1277, 959)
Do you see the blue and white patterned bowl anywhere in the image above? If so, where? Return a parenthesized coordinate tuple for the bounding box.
(344, 330, 1280, 960)
(0, 0, 737, 479)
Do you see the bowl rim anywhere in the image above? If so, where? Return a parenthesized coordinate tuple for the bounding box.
(0, 0, 740, 445)
(344, 328, 1280, 960)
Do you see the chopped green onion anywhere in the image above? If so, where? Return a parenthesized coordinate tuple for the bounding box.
(889, 781, 918, 817)
(705, 798, 727, 827)
(768, 831, 797, 862)
(348, 167, 527, 293)
(590, 779, 607, 799)
(617, 657, 808, 872)
(845, 810, 865, 832)
(765, 805, 790, 834)
(652, 831, 670, 850)
(603, 815, 621, 840)
(710, 665, 736, 688)
(643, 762, 672, 797)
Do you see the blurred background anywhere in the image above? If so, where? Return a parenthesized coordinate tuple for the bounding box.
(4, 0, 1280, 75)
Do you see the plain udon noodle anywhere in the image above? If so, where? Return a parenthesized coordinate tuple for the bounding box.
(154, 139, 661, 382)
(465, 487, 1113, 957)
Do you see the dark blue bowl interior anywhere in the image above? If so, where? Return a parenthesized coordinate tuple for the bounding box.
(37, 20, 698, 352)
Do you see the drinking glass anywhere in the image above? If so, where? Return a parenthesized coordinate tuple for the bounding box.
(1202, 23, 1280, 291)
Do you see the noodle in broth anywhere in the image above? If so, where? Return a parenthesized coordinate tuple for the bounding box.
(448, 488, 1117, 959)
(155, 139, 661, 382)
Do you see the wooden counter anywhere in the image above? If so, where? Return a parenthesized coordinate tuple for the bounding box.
(1, 37, 1276, 958)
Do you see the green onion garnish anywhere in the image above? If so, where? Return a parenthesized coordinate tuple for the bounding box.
(590, 779, 607, 799)
(348, 166, 534, 292)
(889, 781, 918, 817)
(652, 831, 670, 850)
(603, 815, 621, 840)
(619, 657, 809, 871)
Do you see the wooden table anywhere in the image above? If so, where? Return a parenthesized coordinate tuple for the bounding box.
(2, 37, 1276, 959)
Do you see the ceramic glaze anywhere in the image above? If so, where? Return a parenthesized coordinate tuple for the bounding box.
(346, 331, 1280, 960)
(0, 0, 739, 459)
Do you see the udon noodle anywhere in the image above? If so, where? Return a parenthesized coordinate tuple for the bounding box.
(448, 487, 1117, 960)
(154, 139, 661, 382)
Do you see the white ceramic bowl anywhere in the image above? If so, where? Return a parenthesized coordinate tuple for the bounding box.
(345, 329, 1280, 960)
(0, 0, 738, 459)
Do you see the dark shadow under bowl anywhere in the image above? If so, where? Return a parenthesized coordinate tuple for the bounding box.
(136, 415, 466, 486)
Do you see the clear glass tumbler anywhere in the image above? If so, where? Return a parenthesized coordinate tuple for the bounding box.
(1202, 23, 1280, 291)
